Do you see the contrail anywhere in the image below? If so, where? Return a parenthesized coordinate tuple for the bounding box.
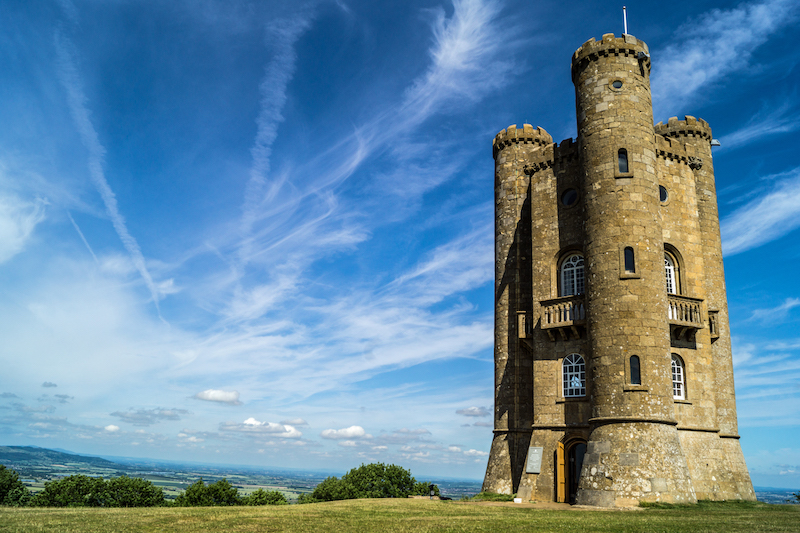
(67, 211, 99, 264)
(54, 29, 163, 317)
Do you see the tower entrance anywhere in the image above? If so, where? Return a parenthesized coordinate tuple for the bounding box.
(556, 438, 587, 503)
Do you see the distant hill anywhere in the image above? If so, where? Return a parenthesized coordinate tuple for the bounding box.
(0, 446, 128, 473)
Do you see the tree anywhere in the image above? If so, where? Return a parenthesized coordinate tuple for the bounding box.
(243, 488, 287, 506)
(174, 478, 242, 507)
(102, 476, 164, 507)
(0, 465, 31, 507)
(310, 463, 440, 502)
(30, 475, 105, 507)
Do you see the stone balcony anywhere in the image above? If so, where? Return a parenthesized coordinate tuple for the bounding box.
(668, 294, 704, 339)
(540, 295, 586, 341)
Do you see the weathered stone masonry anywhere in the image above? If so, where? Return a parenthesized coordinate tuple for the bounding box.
(482, 33, 756, 507)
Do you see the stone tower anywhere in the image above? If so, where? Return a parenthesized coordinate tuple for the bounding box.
(482, 33, 756, 507)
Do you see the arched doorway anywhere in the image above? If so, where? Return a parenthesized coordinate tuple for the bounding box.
(567, 441, 587, 504)
(557, 438, 587, 503)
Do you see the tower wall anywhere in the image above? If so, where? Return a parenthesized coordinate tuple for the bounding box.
(571, 34, 695, 506)
(483, 125, 551, 494)
(655, 118, 756, 500)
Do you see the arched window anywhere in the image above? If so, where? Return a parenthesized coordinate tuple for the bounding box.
(624, 247, 635, 273)
(563, 354, 586, 397)
(559, 253, 585, 297)
(665, 253, 679, 294)
(671, 355, 685, 400)
(618, 149, 629, 173)
(630, 356, 641, 385)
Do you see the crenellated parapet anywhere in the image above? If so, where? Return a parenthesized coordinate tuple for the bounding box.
(493, 124, 553, 159)
(571, 33, 650, 82)
(523, 138, 577, 176)
(655, 115, 712, 142)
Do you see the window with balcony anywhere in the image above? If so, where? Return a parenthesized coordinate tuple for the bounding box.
(559, 253, 585, 297)
(671, 354, 686, 400)
(563, 353, 586, 397)
(665, 253, 679, 294)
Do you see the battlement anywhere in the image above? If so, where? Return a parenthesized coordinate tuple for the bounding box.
(655, 116, 712, 141)
(493, 124, 553, 159)
(571, 33, 650, 81)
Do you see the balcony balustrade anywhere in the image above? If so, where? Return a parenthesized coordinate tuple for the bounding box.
(540, 295, 585, 341)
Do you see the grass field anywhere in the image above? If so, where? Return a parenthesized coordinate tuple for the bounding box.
(1, 499, 799, 533)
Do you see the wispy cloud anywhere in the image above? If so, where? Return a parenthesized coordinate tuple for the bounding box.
(0, 194, 46, 264)
(750, 298, 800, 324)
(652, 0, 800, 117)
(53, 30, 163, 315)
(456, 406, 489, 417)
(721, 166, 800, 255)
(110, 408, 191, 427)
(719, 101, 800, 150)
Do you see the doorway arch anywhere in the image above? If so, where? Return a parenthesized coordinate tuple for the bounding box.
(557, 438, 587, 503)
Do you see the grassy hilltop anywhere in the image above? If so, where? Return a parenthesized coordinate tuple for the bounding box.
(2, 498, 799, 533)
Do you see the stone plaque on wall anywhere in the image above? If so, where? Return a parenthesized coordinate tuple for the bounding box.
(526, 446, 543, 474)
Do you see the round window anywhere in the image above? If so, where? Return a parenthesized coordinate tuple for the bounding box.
(659, 185, 668, 203)
(561, 188, 578, 207)
(611, 80, 623, 89)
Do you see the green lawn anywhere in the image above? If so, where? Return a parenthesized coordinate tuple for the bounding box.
(1, 499, 798, 533)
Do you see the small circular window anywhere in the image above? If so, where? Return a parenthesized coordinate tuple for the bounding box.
(561, 188, 578, 207)
(611, 80, 623, 89)
(659, 185, 668, 203)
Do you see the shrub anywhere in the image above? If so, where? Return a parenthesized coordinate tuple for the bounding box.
(0, 466, 31, 507)
(243, 488, 287, 506)
(102, 476, 164, 507)
(174, 479, 242, 507)
(310, 463, 439, 502)
(296, 493, 321, 504)
(30, 475, 106, 507)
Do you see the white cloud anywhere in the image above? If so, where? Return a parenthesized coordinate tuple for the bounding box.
(0, 194, 46, 264)
(721, 167, 800, 255)
(194, 389, 242, 405)
(320, 425, 367, 440)
(220, 418, 301, 438)
(104, 424, 119, 432)
(456, 406, 489, 417)
(464, 449, 488, 457)
(280, 418, 308, 426)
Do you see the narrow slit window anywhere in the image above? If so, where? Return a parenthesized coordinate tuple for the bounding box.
(630, 356, 641, 385)
(624, 247, 635, 273)
(618, 149, 629, 173)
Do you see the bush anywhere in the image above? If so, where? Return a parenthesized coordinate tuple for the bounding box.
(309, 463, 439, 502)
(296, 493, 321, 504)
(174, 479, 242, 507)
(30, 475, 106, 507)
(243, 488, 287, 506)
(0, 466, 31, 506)
(103, 476, 164, 507)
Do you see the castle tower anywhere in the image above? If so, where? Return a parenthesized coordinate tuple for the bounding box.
(482, 33, 756, 507)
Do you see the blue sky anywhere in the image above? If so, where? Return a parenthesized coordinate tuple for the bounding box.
(0, 0, 799, 487)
